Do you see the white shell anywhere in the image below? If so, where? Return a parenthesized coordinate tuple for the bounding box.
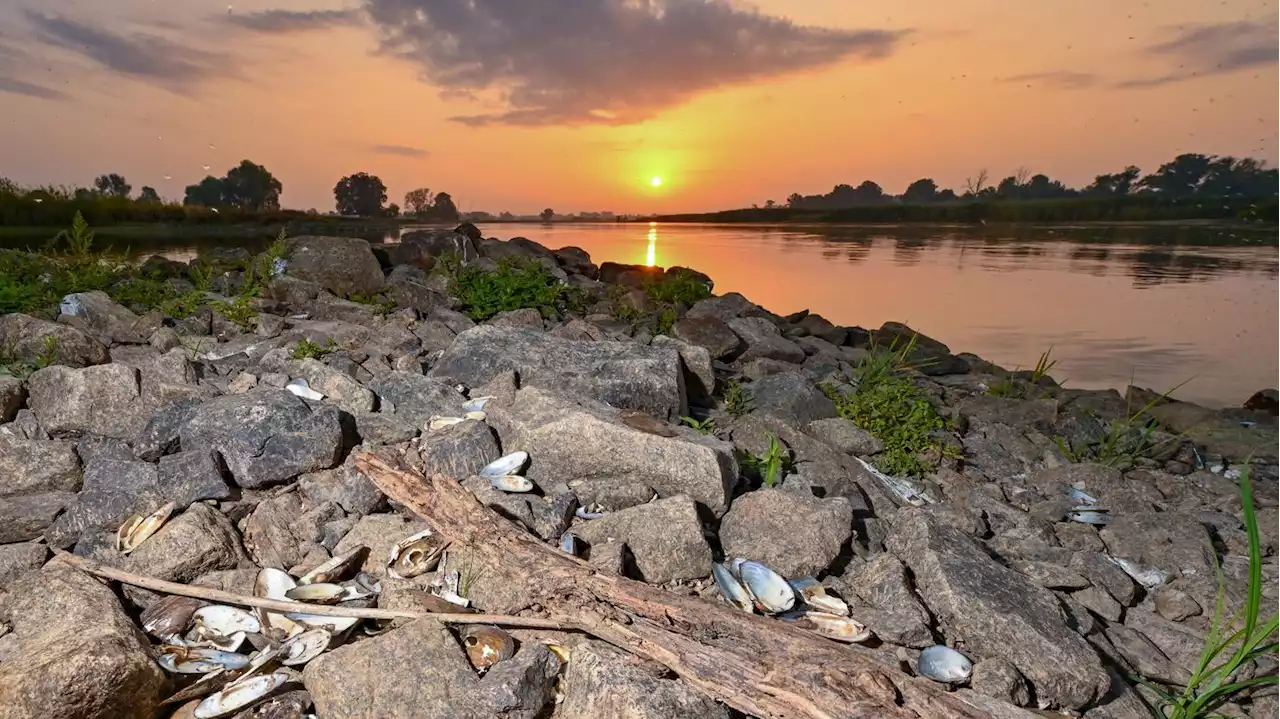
(193, 606, 262, 636)
(1107, 555, 1168, 589)
(157, 656, 228, 674)
(116, 501, 177, 554)
(918, 645, 973, 683)
(464, 410, 487, 421)
(283, 611, 360, 634)
(736, 560, 795, 614)
(558, 531, 578, 555)
(193, 671, 289, 718)
(461, 396, 495, 413)
(788, 577, 850, 616)
(279, 628, 331, 666)
(853, 456, 935, 506)
(299, 545, 366, 585)
(157, 647, 251, 674)
(386, 529, 445, 579)
(785, 611, 872, 643)
(284, 583, 348, 604)
(1068, 508, 1111, 525)
(253, 568, 304, 639)
(285, 379, 324, 401)
(489, 475, 533, 493)
(480, 451, 528, 478)
(428, 415, 466, 430)
(712, 562, 754, 612)
(574, 506, 604, 520)
(185, 629, 247, 653)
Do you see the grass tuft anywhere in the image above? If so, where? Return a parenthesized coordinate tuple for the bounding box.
(1053, 377, 1190, 467)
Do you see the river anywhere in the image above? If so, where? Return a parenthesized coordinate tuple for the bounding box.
(9, 222, 1277, 407)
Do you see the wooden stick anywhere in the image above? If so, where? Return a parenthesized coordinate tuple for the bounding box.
(53, 550, 574, 631)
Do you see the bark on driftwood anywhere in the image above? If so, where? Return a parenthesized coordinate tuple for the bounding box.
(355, 450, 1019, 719)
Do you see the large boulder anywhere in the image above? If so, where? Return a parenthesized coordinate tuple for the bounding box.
(0, 376, 23, 423)
(671, 316, 743, 359)
(558, 640, 730, 719)
(177, 390, 345, 489)
(686, 292, 759, 321)
(0, 491, 76, 543)
(573, 495, 712, 583)
(123, 503, 247, 585)
(0, 313, 109, 367)
(747, 372, 838, 426)
(287, 358, 376, 414)
(284, 235, 385, 297)
(888, 509, 1108, 710)
(497, 388, 735, 515)
(718, 488, 853, 577)
(417, 418, 501, 478)
(58, 290, 149, 344)
(369, 372, 467, 426)
(392, 229, 479, 268)
(872, 322, 970, 375)
(430, 326, 687, 420)
(26, 364, 150, 439)
(0, 562, 164, 718)
(726, 317, 806, 365)
(45, 457, 170, 548)
(0, 436, 81, 496)
(1099, 511, 1216, 580)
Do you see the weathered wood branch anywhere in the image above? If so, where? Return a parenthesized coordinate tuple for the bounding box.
(355, 450, 1006, 719)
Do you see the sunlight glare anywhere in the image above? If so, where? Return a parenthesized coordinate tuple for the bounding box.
(645, 226, 657, 267)
(650, 176, 663, 187)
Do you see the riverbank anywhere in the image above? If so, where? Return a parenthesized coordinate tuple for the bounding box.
(0, 224, 1276, 717)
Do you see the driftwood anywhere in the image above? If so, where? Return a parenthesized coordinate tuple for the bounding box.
(355, 450, 1005, 719)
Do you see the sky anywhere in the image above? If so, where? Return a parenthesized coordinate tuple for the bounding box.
(0, 0, 1276, 214)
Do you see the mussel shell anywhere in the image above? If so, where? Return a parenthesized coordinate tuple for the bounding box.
(711, 562, 754, 613)
(461, 396, 494, 413)
(464, 410, 487, 421)
(284, 583, 348, 605)
(1067, 486, 1098, 505)
(159, 668, 234, 706)
(489, 475, 534, 493)
(193, 606, 262, 636)
(193, 671, 290, 718)
(158, 656, 232, 675)
(117, 501, 177, 554)
(574, 506, 604, 520)
(386, 529, 446, 579)
(141, 595, 205, 639)
(158, 647, 251, 674)
(279, 628, 332, 666)
(354, 572, 382, 595)
(787, 577, 849, 616)
(253, 568, 304, 640)
(558, 531, 578, 555)
(283, 612, 360, 634)
(428, 416, 466, 430)
(285, 379, 324, 401)
(480, 451, 529, 478)
(298, 545, 368, 585)
(783, 611, 872, 643)
(460, 625, 516, 671)
(1068, 508, 1111, 525)
(917, 645, 973, 684)
(736, 560, 796, 614)
(185, 630, 248, 653)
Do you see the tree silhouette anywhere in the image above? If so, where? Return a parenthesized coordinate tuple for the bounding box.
(334, 172, 388, 216)
(93, 173, 131, 198)
(183, 176, 226, 207)
(386, 203, 400, 217)
(902, 178, 939, 203)
(540, 208, 555, 221)
(403, 187, 433, 215)
(138, 186, 161, 203)
(1085, 166, 1141, 196)
(963, 169, 989, 197)
(1138, 154, 1213, 197)
(432, 192, 460, 222)
(223, 161, 282, 212)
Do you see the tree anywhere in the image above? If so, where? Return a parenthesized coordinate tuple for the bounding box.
(852, 181, 885, 204)
(74, 188, 98, 201)
(996, 175, 1024, 200)
(1138, 153, 1213, 197)
(138, 186, 161, 203)
(184, 176, 226, 207)
(385, 203, 400, 217)
(764, 199, 777, 209)
(902, 178, 938, 204)
(1023, 174, 1071, 199)
(93, 173, 131, 198)
(334, 172, 388, 216)
(432, 192, 459, 222)
(222, 160, 282, 212)
(786, 193, 804, 208)
(404, 187, 433, 215)
(540, 208, 555, 221)
(963, 169, 989, 197)
(1085, 166, 1141, 197)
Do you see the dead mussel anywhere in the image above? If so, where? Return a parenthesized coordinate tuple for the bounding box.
(917, 645, 973, 684)
(116, 501, 177, 554)
(459, 625, 516, 672)
(386, 529, 447, 579)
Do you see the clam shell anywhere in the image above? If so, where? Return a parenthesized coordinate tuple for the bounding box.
(158, 656, 231, 675)
(386, 529, 446, 579)
(712, 562, 754, 613)
(116, 501, 177, 554)
(736, 560, 795, 614)
(460, 625, 516, 671)
(574, 506, 604, 520)
(918, 645, 973, 684)
(282, 611, 360, 634)
(1068, 508, 1111, 525)
(298, 545, 368, 585)
(279, 628, 331, 666)
(158, 647, 251, 674)
(784, 611, 872, 643)
(354, 572, 382, 595)
(427, 415, 466, 430)
(464, 410, 487, 421)
(558, 531, 578, 555)
(141, 595, 205, 639)
(284, 583, 348, 605)
(193, 606, 262, 636)
(186, 629, 247, 653)
(1107, 555, 1167, 590)
(159, 668, 233, 707)
(489, 475, 534, 493)
(461, 396, 495, 413)
(253, 568, 304, 640)
(788, 577, 849, 616)
(285, 379, 324, 401)
(1067, 486, 1098, 505)
(480, 451, 528, 478)
(193, 671, 290, 718)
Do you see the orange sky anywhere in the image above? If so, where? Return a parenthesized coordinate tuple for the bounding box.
(1, 0, 1276, 213)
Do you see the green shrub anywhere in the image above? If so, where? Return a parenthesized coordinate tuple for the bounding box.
(347, 292, 397, 317)
(643, 270, 712, 306)
(291, 337, 336, 360)
(722, 379, 753, 418)
(211, 295, 257, 331)
(448, 258, 564, 322)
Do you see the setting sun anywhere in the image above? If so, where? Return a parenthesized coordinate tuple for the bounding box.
(650, 176, 663, 187)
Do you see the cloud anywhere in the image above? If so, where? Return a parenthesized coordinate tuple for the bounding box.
(372, 143, 430, 158)
(223, 9, 363, 33)
(363, 0, 907, 126)
(1117, 19, 1278, 88)
(25, 12, 228, 91)
(1000, 71, 1099, 89)
(0, 75, 67, 100)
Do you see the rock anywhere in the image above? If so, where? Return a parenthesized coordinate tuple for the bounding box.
(1104, 625, 1190, 685)
(1072, 585, 1123, 622)
(177, 390, 344, 489)
(0, 562, 164, 719)
(133, 396, 202, 461)
(686, 292, 759, 322)
(284, 235, 384, 297)
(0, 491, 75, 543)
(1070, 552, 1139, 606)
(1010, 560, 1092, 590)
(1243, 388, 1278, 415)
(0, 436, 81, 495)
(488, 307, 545, 330)
(957, 396, 1059, 432)
(671, 316, 743, 359)
(332, 513, 432, 575)
(74, 434, 134, 463)
(418, 419, 500, 478)
(298, 457, 386, 516)
(1099, 511, 1215, 580)
(498, 388, 735, 515)
(385, 265, 450, 314)
(243, 493, 311, 569)
(887, 508, 1109, 710)
(0, 542, 48, 587)
(59, 290, 148, 344)
(347, 411, 417, 446)
(971, 657, 1032, 707)
(124, 503, 246, 585)
(554, 246, 599, 279)
(847, 554, 933, 627)
(718, 488, 852, 577)
(369, 372, 466, 427)
(1054, 522, 1106, 552)
(573, 496, 712, 583)
(45, 458, 169, 549)
(465, 644, 561, 718)
(726, 317, 806, 364)
(747, 372, 837, 426)
(0, 408, 45, 440)
(0, 313, 110, 367)
(156, 449, 233, 504)
(873, 322, 969, 375)
(27, 364, 148, 439)
(558, 640, 730, 719)
(569, 477, 657, 512)
(805, 417, 884, 456)
(0, 376, 24, 423)
(288, 358, 376, 414)
(392, 229, 478, 268)
(430, 326, 688, 421)
(1154, 586, 1202, 621)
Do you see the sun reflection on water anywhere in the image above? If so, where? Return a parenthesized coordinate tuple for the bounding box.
(646, 222, 657, 266)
